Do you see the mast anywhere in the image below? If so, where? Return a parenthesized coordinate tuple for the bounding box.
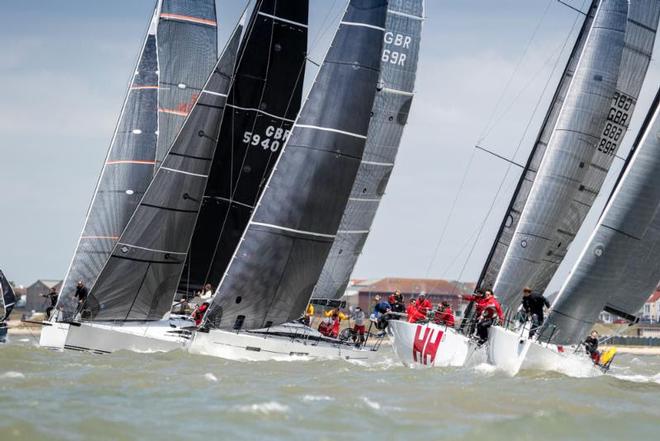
(542, 88, 660, 345)
(204, 0, 388, 331)
(178, 0, 309, 296)
(56, 0, 217, 319)
(84, 19, 243, 321)
(311, 0, 424, 301)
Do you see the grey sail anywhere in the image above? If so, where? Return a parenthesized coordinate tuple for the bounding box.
(0, 269, 16, 321)
(542, 89, 660, 345)
(57, 0, 217, 318)
(492, 0, 632, 311)
(311, 0, 423, 301)
(205, 0, 388, 331)
(85, 23, 243, 322)
(478, 0, 660, 309)
(178, 0, 309, 297)
(156, 0, 218, 166)
(477, 0, 600, 294)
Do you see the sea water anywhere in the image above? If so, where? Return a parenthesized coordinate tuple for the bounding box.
(1, 339, 659, 440)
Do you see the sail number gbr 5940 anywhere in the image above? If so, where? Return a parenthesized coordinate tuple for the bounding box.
(597, 91, 634, 156)
(243, 126, 291, 152)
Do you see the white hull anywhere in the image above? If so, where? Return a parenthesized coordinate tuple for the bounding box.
(39, 321, 70, 350)
(188, 323, 380, 362)
(523, 340, 601, 377)
(486, 326, 532, 375)
(389, 320, 484, 368)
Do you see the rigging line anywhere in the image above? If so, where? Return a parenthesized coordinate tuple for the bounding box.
(476, 0, 554, 144)
(556, 0, 587, 15)
(448, 1, 587, 295)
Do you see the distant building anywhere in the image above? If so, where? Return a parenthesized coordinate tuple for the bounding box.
(348, 277, 474, 317)
(642, 291, 660, 323)
(25, 280, 62, 312)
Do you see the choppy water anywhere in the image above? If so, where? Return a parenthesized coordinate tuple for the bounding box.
(1, 338, 659, 441)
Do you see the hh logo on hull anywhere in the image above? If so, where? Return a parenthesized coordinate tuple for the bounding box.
(412, 325, 443, 365)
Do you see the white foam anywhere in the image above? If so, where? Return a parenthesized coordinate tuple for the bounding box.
(614, 373, 660, 384)
(204, 373, 219, 383)
(0, 371, 25, 379)
(18, 338, 30, 342)
(473, 363, 497, 375)
(235, 401, 289, 415)
(302, 395, 334, 402)
(360, 396, 381, 410)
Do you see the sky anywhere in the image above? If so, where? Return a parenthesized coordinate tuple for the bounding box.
(0, 0, 658, 291)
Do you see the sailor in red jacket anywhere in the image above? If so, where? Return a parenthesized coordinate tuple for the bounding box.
(406, 299, 426, 323)
(476, 290, 504, 344)
(414, 293, 432, 317)
(433, 301, 455, 327)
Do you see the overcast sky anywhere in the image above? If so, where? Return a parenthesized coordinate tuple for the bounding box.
(1, 1, 658, 290)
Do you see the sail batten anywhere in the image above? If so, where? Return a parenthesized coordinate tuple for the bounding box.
(204, 0, 389, 331)
(56, 0, 217, 319)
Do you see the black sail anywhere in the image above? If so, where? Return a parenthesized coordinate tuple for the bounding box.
(57, 1, 217, 318)
(0, 270, 17, 321)
(205, 0, 388, 331)
(86, 26, 242, 321)
(178, 0, 309, 296)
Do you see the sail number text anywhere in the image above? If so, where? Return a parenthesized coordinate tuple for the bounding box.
(382, 32, 411, 66)
(597, 92, 633, 156)
(242, 126, 291, 152)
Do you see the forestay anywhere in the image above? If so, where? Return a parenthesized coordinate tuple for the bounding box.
(205, 0, 388, 331)
(492, 0, 631, 311)
(543, 88, 660, 345)
(0, 270, 17, 321)
(311, 0, 423, 301)
(179, 0, 309, 296)
(85, 25, 241, 321)
(57, 0, 217, 318)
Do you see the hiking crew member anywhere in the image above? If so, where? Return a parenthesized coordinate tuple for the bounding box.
(584, 330, 600, 364)
(329, 312, 341, 338)
(323, 308, 348, 321)
(521, 287, 550, 337)
(302, 303, 314, 326)
(389, 290, 405, 314)
(414, 293, 432, 318)
(199, 284, 214, 302)
(192, 302, 209, 327)
(476, 290, 504, 344)
(372, 296, 392, 333)
(42, 287, 59, 320)
(74, 280, 89, 318)
(406, 299, 426, 323)
(461, 290, 488, 335)
(352, 307, 366, 346)
(433, 301, 455, 327)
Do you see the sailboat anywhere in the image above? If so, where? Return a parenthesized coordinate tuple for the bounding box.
(521, 88, 660, 376)
(0, 270, 17, 343)
(39, 0, 219, 351)
(187, 0, 390, 362)
(481, 0, 659, 374)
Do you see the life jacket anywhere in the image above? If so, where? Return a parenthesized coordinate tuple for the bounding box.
(330, 317, 340, 338)
(415, 298, 432, 316)
(407, 304, 425, 323)
(480, 297, 503, 321)
(434, 307, 455, 327)
(192, 303, 209, 326)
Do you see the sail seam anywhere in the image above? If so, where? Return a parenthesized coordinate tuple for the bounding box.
(337, 230, 369, 234)
(382, 87, 414, 96)
(340, 21, 386, 32)
(251, 222, 336, 239)
(202, 90, 228, 97)
(160, 13, 217, 27)
(361, 160, 394, 166)
(296, 124, 367, 139)
(387, 9, 423, 21)
(116, 243, 187, 255)
(257, 12, 307, 29)
(225, 103, 296, 122)
(205, 196, 254, 209)
(160, 167, 208, 178)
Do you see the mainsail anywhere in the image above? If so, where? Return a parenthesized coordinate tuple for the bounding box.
(0, 270, 17, 321)
(483, 0, 657, 311)
(57, 0, 217, 317)
(311, 0, 423, 300)
(542, 88, 660, 345)
(205, 0, 388, 331)
(85, 21, 243, 321)
(179, 0, 309, 296)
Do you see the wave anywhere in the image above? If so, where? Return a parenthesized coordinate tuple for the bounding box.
(235, 401, 289, 415)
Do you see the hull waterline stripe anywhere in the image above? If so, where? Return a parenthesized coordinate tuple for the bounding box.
(340, 21, 386, 32)
(160, 167, 208, 178)
(160, 13, 217, 27)
(106, 160, 156, 165)
(116, 242, 187, 256)
(296, 124, 367, 139)
(257, 12, 307, 28)
(225, 103, 295, 123)
(251, 222, 336, 239)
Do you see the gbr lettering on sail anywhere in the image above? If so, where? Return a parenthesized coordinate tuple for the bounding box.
(382, 31, 411, 66)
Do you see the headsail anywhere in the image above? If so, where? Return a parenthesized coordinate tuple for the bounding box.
(205, 0, 388, 331)
(311, 0, 423, 301)
(85, 21, 243, 321)
(542, 88, 660, 345)
(0, 269, 17, 321)
(179, 0, 309, 296)
(57, 0, 217, 318)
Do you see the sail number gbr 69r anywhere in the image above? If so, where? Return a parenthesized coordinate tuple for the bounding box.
(242, 126, 291, 152)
